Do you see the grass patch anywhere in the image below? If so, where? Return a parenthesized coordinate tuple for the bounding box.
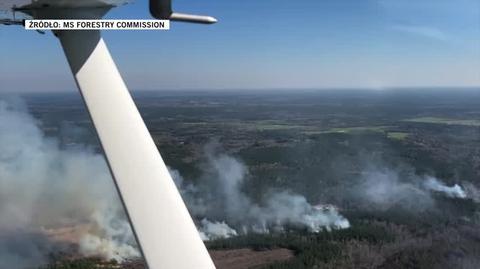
(404, 117, 480, 126)
(387, 132, 409, 140)
(305, 126, 389, 135)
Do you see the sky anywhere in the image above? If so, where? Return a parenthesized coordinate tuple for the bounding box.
(0, 0, 479, 92)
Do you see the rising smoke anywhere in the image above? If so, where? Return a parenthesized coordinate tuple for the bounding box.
(198, 219, 238, 241)
(0, 98, 139, 268)
(423, 176, 467, 199)
(171, 142, 350, 240)
(352, 166, 471, 212)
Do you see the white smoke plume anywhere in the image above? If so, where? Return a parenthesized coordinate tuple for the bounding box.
(355, 170, 434, 211)
(78, 206, 140, 261)
(170, 142, 350, 240)
(198, 219, 238, 241)
(354, 168, 469, 212)
(423, 177, 467, 199)
(0, 98, 139, 268)
(263, 192, 350, 232)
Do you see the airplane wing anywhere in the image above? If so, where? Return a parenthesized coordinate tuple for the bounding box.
(6, 0, 217, 268)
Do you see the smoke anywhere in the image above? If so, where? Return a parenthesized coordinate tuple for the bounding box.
(171, 142, 350, 240)
(352, 167, 470, 212)
(198, 219, 238, 241)
(423, 177, 467, 199)
(354, 169, 434, 211)
(262, 192, 350, 232)
(77, 206, 140, 261)
(0, 98, 139, 268)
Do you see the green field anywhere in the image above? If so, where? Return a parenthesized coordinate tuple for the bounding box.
(304, 126, 389, 135)
(387, 132, 409, 140)
(404, 117, 480, 126)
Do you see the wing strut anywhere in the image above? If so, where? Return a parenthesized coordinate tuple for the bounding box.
(57, 29, 215, 269)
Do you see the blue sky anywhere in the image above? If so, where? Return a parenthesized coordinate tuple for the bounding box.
(0, 0, 479, 92)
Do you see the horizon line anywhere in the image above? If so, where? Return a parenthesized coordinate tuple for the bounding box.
(2, 86, 480, 95)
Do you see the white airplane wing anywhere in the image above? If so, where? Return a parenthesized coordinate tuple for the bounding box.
(4, 1, 217, 268)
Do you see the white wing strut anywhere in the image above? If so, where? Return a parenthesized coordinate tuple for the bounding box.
(58, 29, 215, 269)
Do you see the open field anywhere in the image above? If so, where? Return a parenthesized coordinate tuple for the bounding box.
(404, 117, 480, 126)
(386, 132, 409, 140)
